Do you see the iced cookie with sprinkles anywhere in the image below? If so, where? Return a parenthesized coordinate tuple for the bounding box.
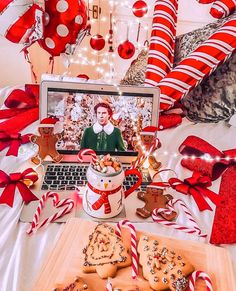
(82, 223, 131, 279)
(138, 235, 194, 291)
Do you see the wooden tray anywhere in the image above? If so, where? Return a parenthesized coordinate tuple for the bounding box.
(33, 218, 235, 291)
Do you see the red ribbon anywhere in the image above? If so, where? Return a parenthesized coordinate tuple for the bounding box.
(0, 131, 31, 156)
(88, 182, 122, 214)
(169, 172, 222, 211)
(0, 84, 39, 133)
(0, 168, 38, 207)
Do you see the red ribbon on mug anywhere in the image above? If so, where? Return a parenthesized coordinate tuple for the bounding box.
(0, 131, 31, 156)
(0, 168, 38, 207)
(169, 171, 222, 211)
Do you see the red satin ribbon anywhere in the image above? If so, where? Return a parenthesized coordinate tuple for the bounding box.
(88, 182, 122, 214)
(0, 84, 39, 133)
(0, 131, 31, 156)
(169, 172, 222, 211)
(0, 168, 38, 207)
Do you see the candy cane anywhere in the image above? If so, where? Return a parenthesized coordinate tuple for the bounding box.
(77, 148, 98, 164)
(106, 279, 113, 291)
(116, 220, 138, 279)
(188, 271, 213, 291)
(152, 199, 207, 238)
(210, 0, 236, 19)
(26, 191, 74, 235)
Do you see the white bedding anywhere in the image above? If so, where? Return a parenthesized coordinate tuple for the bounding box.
(0, 88, 236, 290)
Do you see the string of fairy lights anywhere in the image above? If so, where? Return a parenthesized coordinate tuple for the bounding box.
(70, 0, 152, 82)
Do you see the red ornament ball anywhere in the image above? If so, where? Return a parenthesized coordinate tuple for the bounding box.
(118, 40, 135, 59)
(132, 1, 148, 18)
(90, 34, 105, 51)
(77, 74, 89, 80)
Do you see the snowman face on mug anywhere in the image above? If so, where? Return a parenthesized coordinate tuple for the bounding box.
(88, 170, 124, 191)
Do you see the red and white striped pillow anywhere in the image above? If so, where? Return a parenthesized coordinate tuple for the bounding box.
(210, 0, 236, 19)
(145, 0, 178, 87)
(0, 0, 44, 46)
(158, 15, 236, 111)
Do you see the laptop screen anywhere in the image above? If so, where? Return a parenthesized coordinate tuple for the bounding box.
(43, 82, 159, 157)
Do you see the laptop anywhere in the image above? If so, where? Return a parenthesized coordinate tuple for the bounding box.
(20, 80, 160, 223)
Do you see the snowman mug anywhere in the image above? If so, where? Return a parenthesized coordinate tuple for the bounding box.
(83, 165, 142, 218)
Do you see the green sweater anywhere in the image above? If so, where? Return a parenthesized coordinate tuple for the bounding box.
(80, 126, 126, 151)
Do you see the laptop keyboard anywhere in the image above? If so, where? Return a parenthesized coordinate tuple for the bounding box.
(41, 164, 151, 192)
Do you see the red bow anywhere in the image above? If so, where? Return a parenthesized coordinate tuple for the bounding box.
(0, 131, 31, 156)
(169, 172, 222, 211)
(0, 84, 39, 133)
(0, 168, 39, 207)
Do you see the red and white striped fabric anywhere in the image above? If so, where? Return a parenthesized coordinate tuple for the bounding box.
(158, 14, 236, 110)
(152, 199, 207, 238)
(115, 220, 138, 279)
(188, 271, 213, 291)
(195, 0, 214, 4)
(0, 0, 44, 46)
(210, 0, 236, 19)
(145, 0, 179, 87)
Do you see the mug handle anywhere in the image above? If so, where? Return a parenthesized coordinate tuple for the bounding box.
(124, 169, 142, 198)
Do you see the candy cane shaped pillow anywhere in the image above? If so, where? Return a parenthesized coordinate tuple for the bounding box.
(210, 0, 236, 19)
(0, 0, 44, 47)
(145, 0, 179, 87)
(195, 0, 214, 3)
(158, 14, 236, 110)
(38, 0, 87, 57)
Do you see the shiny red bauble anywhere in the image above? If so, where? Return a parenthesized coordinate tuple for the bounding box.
(132, 0, 148, 18)
(90, 34, 105, 51)
(117, 40, 135, 59)
(77, 74, 89, 80)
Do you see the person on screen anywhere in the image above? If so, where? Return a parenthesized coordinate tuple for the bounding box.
(80, 102, 126, 151)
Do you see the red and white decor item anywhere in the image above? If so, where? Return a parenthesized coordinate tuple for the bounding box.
(188, 271, 213, 291)
(152, 199, 207, 238)
(132, 0, 148, 18)
(82, 153, 142, 219)
(26, 191, 75, 235)
(145, 0, 179, 87)
(210, 0, 236, 19)
(38, 0, 87, 57)
(158, 14, 236, 110)
(0, 0, 44, 47)
(116, 219, 138, 279)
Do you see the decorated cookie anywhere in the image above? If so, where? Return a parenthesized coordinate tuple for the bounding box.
(136, 183, 177, 220)
(138, 235, 194, 291)
(31, 117, 63, 164)
(53, 276, 92, 291)
(82, 223, 131, 278)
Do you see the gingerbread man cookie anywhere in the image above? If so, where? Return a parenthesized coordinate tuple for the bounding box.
(136, 183, 177, 220)
(138, 235, 194, 291)
(82, 223, 131, 279)
(53, 276, 92, 291)
(31, 117, 63, 164)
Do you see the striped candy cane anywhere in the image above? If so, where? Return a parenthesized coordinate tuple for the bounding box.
(116, 220, 138, 279)
(145, 0, 179, 87)
(26, 191, 74, 235)
(152, 199, 207, 238)
(77, 148, 98, 164)
(188, 271, 213, 291)
(195, 0, 214, 3)
(131, 138, 160, 169)
(106, 279, 113, 291)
